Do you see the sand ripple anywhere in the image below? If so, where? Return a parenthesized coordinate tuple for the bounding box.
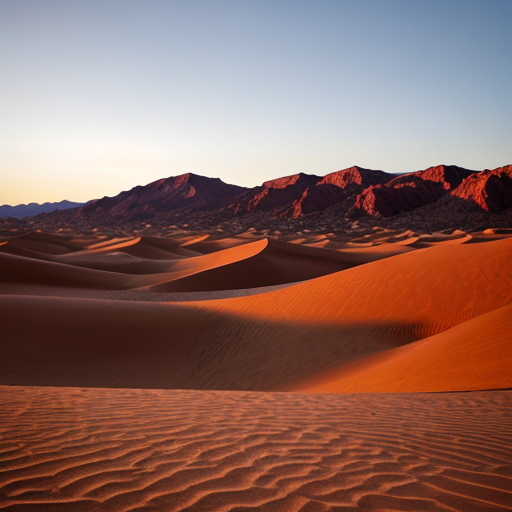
(1, 387, 511, 511)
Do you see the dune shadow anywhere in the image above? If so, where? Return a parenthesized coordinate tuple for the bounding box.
(0, 295, 425, 391)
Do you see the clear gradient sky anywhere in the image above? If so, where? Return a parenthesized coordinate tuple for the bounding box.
(1, 0, 511, 205)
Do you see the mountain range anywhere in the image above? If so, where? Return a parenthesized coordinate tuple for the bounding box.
(6, 164, 512, 234)
(0, 200, 85, 219)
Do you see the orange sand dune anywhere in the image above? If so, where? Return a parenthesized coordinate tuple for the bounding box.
(148, 238, 373, 292)
(345, 240, 374, 247)
(178, 235, 260, 254)
(286, 236, 307, 244)
(56, 250, 179, 274)
(196, 237, 512, 333)
(408, 233, 473, 248)
(0, 251, 132, 290)
(279, 302, 512, 393)
(0, 238, 268, 291)
(11, 233, 392, 289)
(0, 231, 84, 255)
(180, 233, 210, 246)
(118, 235, 202, 259)
(467, 230, 512, 244)
(0, 240, 51, 260)
(334, 242, 415, 264)
(0, 293, 398, 390)
(2, 238, 512, 391)
(56, 238, 266, 278)
(0, 238, 293, 291)
(72, 235, 202, 259)
(0, 231, 456, 293)
(394, 235, 420, 245)
(304, 239, 330, 248)
(85, 236, 138, 251)
(2, 236, 358, 292)
(140, 237, 271, 288)
(1, 386, 511, 512)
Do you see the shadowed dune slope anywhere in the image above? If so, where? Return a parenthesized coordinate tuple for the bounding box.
(0, 251, 132, 290)
(1, 387, 511, 512)
(278, 302, 512, 393)
(0, 294, 413, 390)
(1, 238, 512, 390)
(333, 242, 416, 264)
(0, 231, 85, 254)
(113, 235, 202, 259)
(177, 235, 254, 253)
(148, 238, 377, 292)
(408, 233, 473, 248)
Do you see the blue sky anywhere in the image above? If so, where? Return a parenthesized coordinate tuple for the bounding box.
(1, 0, 511, 204)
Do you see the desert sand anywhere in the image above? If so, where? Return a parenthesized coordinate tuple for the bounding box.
(1, 386, 511, 512)
(1, 229, 511, 510)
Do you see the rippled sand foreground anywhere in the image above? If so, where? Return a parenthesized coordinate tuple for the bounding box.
(1, 386, 511, 512)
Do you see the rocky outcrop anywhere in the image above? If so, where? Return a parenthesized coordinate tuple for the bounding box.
(291, 166, 393, 217)
(77, 173, 246, 220)
(451, 165, 512, 213)
(354, 165, 476, 217)
(228, 173, 320, 215)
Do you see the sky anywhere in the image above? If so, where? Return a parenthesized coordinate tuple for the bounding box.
(1, 0, 511, 205)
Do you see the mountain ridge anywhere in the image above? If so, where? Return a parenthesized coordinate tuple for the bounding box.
(0, 200, 85, 219)
(3, 164, 512, 235)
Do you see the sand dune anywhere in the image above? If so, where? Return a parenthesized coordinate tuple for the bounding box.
(147, 238, 372, 292)
(2, 237, 512, 391)
(1, 234, 397, 294)
(279, 302, 512, 393)
(61, 238, 268, 282)
(0, 293, 398, 390)
(197, 237, 512, 334)
(177, 235, 256, 254)
(56, 250, 178, 275)
(179, 233, 210, 246)
(0, 251, 131, 290)
(334, 242, 416, 264)
(0, 238, 274, 290)
(117, 236, 202, 259)
(85, 236, 139, 251)
(1, 386, 511, 512)
(0, 231, 85, 255)
(408, 233, 473, 248)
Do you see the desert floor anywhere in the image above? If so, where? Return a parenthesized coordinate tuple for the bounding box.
(1, 228, 511, 511)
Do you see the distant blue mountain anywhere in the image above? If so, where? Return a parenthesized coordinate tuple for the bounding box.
(0, 200, 85, 218)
